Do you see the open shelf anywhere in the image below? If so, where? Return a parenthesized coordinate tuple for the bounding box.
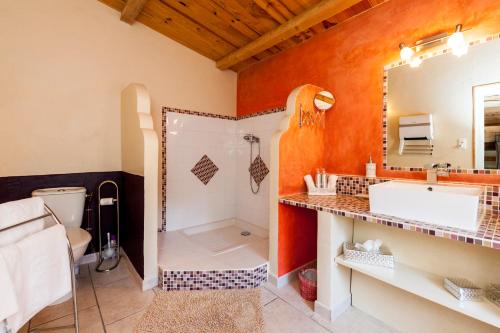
(335, 255, 500, 328)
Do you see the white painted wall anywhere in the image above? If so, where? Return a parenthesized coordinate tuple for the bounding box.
(165, 112, 283, 231)
(0, 0, 236, 177)
(121, 84, 158, 290)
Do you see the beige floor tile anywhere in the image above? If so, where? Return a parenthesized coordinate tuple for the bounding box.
(30, 266, 97, 327)
(31, 306, 104, 333)
(89, 258, 132, 287)
(105, 310, 145, 333)
(259, 286, 277, 306)
(263, 299, 329, 333)
(263, 278, 314, 317)
(311, 307, 400, 333)
(94, 276, 154, 324)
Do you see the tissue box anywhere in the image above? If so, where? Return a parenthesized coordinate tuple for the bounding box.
(444, 278, 483, 301)
(343, 242, 394, 268)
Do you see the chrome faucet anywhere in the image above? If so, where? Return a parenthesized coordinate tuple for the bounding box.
(426, 163, 451, 184)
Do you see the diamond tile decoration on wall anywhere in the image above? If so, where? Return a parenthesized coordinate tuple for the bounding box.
(191, 155, 219, 185)
(249, 155, 269, 185)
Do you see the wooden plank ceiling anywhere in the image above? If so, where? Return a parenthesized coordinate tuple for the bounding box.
(99, 0, 386, 71)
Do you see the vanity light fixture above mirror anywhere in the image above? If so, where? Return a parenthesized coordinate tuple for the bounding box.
(399, 24, 469, 68)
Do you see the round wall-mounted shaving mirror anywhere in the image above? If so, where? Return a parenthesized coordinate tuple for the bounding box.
(314, 91, 335, 111)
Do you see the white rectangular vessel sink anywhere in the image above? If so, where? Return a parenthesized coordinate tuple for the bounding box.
(369, 181, 482, 231)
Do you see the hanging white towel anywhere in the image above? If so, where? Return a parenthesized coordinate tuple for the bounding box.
(0, 198, 45, 247)
(0, 255, 18, 324)
(0, 224, 71, 332)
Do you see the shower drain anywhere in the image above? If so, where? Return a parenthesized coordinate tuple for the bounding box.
(240, 231, 251, 236)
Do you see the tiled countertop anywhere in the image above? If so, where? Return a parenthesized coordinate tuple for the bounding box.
(279, 193, 500, 250)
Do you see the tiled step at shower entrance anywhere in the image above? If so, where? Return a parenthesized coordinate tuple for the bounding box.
(158, 219, 269, 291)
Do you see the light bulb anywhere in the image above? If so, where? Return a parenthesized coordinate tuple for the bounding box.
(400, 45, 414, 61)
(409, 57, 422, 68)
(447, 28, 468, 57)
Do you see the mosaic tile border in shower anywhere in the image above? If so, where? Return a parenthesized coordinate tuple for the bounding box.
(279, 193, 500, 250)
(381, 32, 500, 175)
(160, 106, 285, 231)
(160, 109, 167, 232)
(161, 106, 286, 121)
(159, 263, 268, 291)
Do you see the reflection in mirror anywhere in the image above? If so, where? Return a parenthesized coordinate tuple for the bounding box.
(474, 83, 500, 169)
(386, 36, 500, 170)
(485, 94, 500, 169)
(314, 91, 335, 111)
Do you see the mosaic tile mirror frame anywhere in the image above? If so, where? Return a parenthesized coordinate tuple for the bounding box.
(382, 31, 500, 175)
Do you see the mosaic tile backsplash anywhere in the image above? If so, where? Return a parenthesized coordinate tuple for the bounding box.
(335, 175, 499, 214)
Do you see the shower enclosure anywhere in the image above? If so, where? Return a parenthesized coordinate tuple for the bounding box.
(158, 108, 284, 290)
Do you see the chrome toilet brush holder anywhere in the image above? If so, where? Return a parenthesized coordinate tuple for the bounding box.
(95, 180, 121, 272)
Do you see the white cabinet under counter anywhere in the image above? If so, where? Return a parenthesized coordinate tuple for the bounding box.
(279, 193, 500, 333)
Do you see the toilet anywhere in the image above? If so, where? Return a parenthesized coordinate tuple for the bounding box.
(32, 187, 92, 265)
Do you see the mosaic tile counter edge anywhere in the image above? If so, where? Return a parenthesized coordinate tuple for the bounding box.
(280, 193, 500, 250)
(280, 175, 500, 249)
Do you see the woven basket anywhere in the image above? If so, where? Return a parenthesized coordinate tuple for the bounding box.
(444, 278, 483, 301)
(298, 269, 317, 301)
(343, 242, 394, 268)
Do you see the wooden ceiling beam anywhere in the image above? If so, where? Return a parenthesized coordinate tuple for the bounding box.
(121, 0, 149, 24)
(268, 0, 296, 19)
(254, 0, 288, 24)
(280, 0, 307, 15)
(209, 0, 298, 50)
(216, 0, 363, 69)
(254, 0, 315, 43)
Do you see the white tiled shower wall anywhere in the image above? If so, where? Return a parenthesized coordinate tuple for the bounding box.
(165, 111, 283, 231)
(235, 112, 284, 229)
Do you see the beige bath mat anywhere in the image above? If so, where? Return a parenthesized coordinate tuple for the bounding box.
(135, 289, 264, 333)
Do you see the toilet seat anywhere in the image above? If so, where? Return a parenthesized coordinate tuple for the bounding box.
(65, 227, 92, 252)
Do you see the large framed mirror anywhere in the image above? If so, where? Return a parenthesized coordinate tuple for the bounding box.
(383, 33, 500, 174)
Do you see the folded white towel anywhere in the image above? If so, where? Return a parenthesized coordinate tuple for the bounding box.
(355, 239, 383, 252)
(0, 255, 18, 323)
(0, 198, 45, 247)
(327, 174, 338, 191)
(304, 175, 317, 193)
(1, 224, 71, 332)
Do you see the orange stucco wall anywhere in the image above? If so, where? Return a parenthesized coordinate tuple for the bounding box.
(238, 0, 500, 184)
(243, 0, 500, 277)
(278, 85, 324, 276)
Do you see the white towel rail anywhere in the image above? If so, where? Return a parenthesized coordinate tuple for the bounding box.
(0, 204, 79, 333)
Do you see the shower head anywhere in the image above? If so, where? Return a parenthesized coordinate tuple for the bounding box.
(243, 134, 260, 143)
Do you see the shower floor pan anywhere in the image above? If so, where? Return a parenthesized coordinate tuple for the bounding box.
(158, 219, 269, 291)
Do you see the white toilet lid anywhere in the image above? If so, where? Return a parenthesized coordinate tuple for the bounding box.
(65, 227, 92, 249)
